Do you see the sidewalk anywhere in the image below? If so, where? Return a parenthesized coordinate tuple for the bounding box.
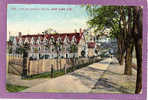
(91, 57, 136, 93)
(6, 74, 50, 87)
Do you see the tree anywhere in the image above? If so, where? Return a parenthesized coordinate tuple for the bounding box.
(83, 6, 126, 65)
(44, 28, 53, 34)
(132, 6, 143, 94)
(124, 7, 134, 75)
(44, 28, 58, 34)
(23, 43, 30, 51)
(70, 44, 78, 53)
(83, 5, 143, 93)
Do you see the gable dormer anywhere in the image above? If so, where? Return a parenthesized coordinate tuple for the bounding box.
(24, 38, 29, 44)
(64, 36, 68, 44)
(66, 35, 70, 43)
(43, 37, 48, 45)
(50, 36, 54, 44)
(72, 36, 76, 44)
(19, 38, 23, 45)
(13, 38, 17, 45)
(57, 36, 61, 44)
(36, 37, 41, 45)
(31, 37, 34, 45)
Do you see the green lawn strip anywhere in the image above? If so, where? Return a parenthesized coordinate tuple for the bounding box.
(6, 84, 28, 92)
(53, 69, 65, 78)
(24, 70, 65, 80)
(24, 72, 51, 80)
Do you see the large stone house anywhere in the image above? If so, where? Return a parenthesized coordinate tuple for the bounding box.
(9, 29, 98, 60)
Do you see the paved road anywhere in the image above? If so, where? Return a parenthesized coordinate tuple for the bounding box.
(6, 74, 51, 87)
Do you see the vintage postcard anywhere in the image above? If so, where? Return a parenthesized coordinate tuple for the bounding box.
(0, 0, 147, 100)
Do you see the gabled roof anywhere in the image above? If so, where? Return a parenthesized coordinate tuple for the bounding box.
(19, 32, 83, 44)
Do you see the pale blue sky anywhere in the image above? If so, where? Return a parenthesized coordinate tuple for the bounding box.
(7, 4, 89, 40)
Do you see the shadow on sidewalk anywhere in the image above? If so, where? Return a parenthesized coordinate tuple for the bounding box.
(70, 72, 95, 82)
(92, 78, 131, 93)
(82, 67, 106, 72)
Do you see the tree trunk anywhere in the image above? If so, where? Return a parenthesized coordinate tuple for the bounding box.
(119, 53, 124, 65)
(117, 37, 124, 65)
(135, 38, 142, 93)
(133, 7, 143, 94)
(56, 56, 59, 70)
(124, 7, 133, 75)
(124, 42, 133, 75)
(117, 15, 125, 65)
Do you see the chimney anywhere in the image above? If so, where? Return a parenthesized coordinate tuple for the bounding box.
(80, 28, 82, 34)
(18, 32, 22, 37)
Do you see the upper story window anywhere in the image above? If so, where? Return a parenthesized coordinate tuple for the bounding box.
(31, 37, 34, 45)
(19, 38, 22, 45)
(37, 37, 41, 45)
(45, 47, 48, 50)
(13, 38, 17, 46)
(31, 47, 34, 52)
(50, 37, 55, 44)
(38, 47, 40, 51)
(64, 37, 67, 45)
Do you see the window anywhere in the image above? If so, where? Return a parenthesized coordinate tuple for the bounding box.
(32, 47, 34, 52)
(66, 54, 68, 58)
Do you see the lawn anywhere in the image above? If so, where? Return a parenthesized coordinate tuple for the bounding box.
(6, 84, 28, 92)
(25, 70, 65, 80)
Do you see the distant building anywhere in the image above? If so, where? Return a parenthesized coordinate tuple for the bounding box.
(9, 29, 97, 59)
(96, 34, 118, 55)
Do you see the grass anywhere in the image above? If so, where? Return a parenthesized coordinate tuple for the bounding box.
(24, 70, 65, 80)
(25, 72, 51, 80)
(6, 84, 28, 92)
(53, 69, 65, 78)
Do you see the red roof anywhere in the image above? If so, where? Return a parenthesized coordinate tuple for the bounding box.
(20, 33, 83, 44)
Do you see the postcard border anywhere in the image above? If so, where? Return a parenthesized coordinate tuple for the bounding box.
(0, 0, 147, 100)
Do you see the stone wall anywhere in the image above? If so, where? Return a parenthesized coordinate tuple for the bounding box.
(8, 55, 93, 76)
(27, 57, 91, 75)
(27, 59, 67, 75)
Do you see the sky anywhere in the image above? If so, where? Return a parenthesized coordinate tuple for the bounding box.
(7, 4, 90, 40)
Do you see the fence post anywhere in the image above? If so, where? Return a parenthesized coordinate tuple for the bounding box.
(60, 59, 61, 71)
(51, 64, 54, 78)
(64, 64, 67, 74)
(21, 51, 28, 79)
